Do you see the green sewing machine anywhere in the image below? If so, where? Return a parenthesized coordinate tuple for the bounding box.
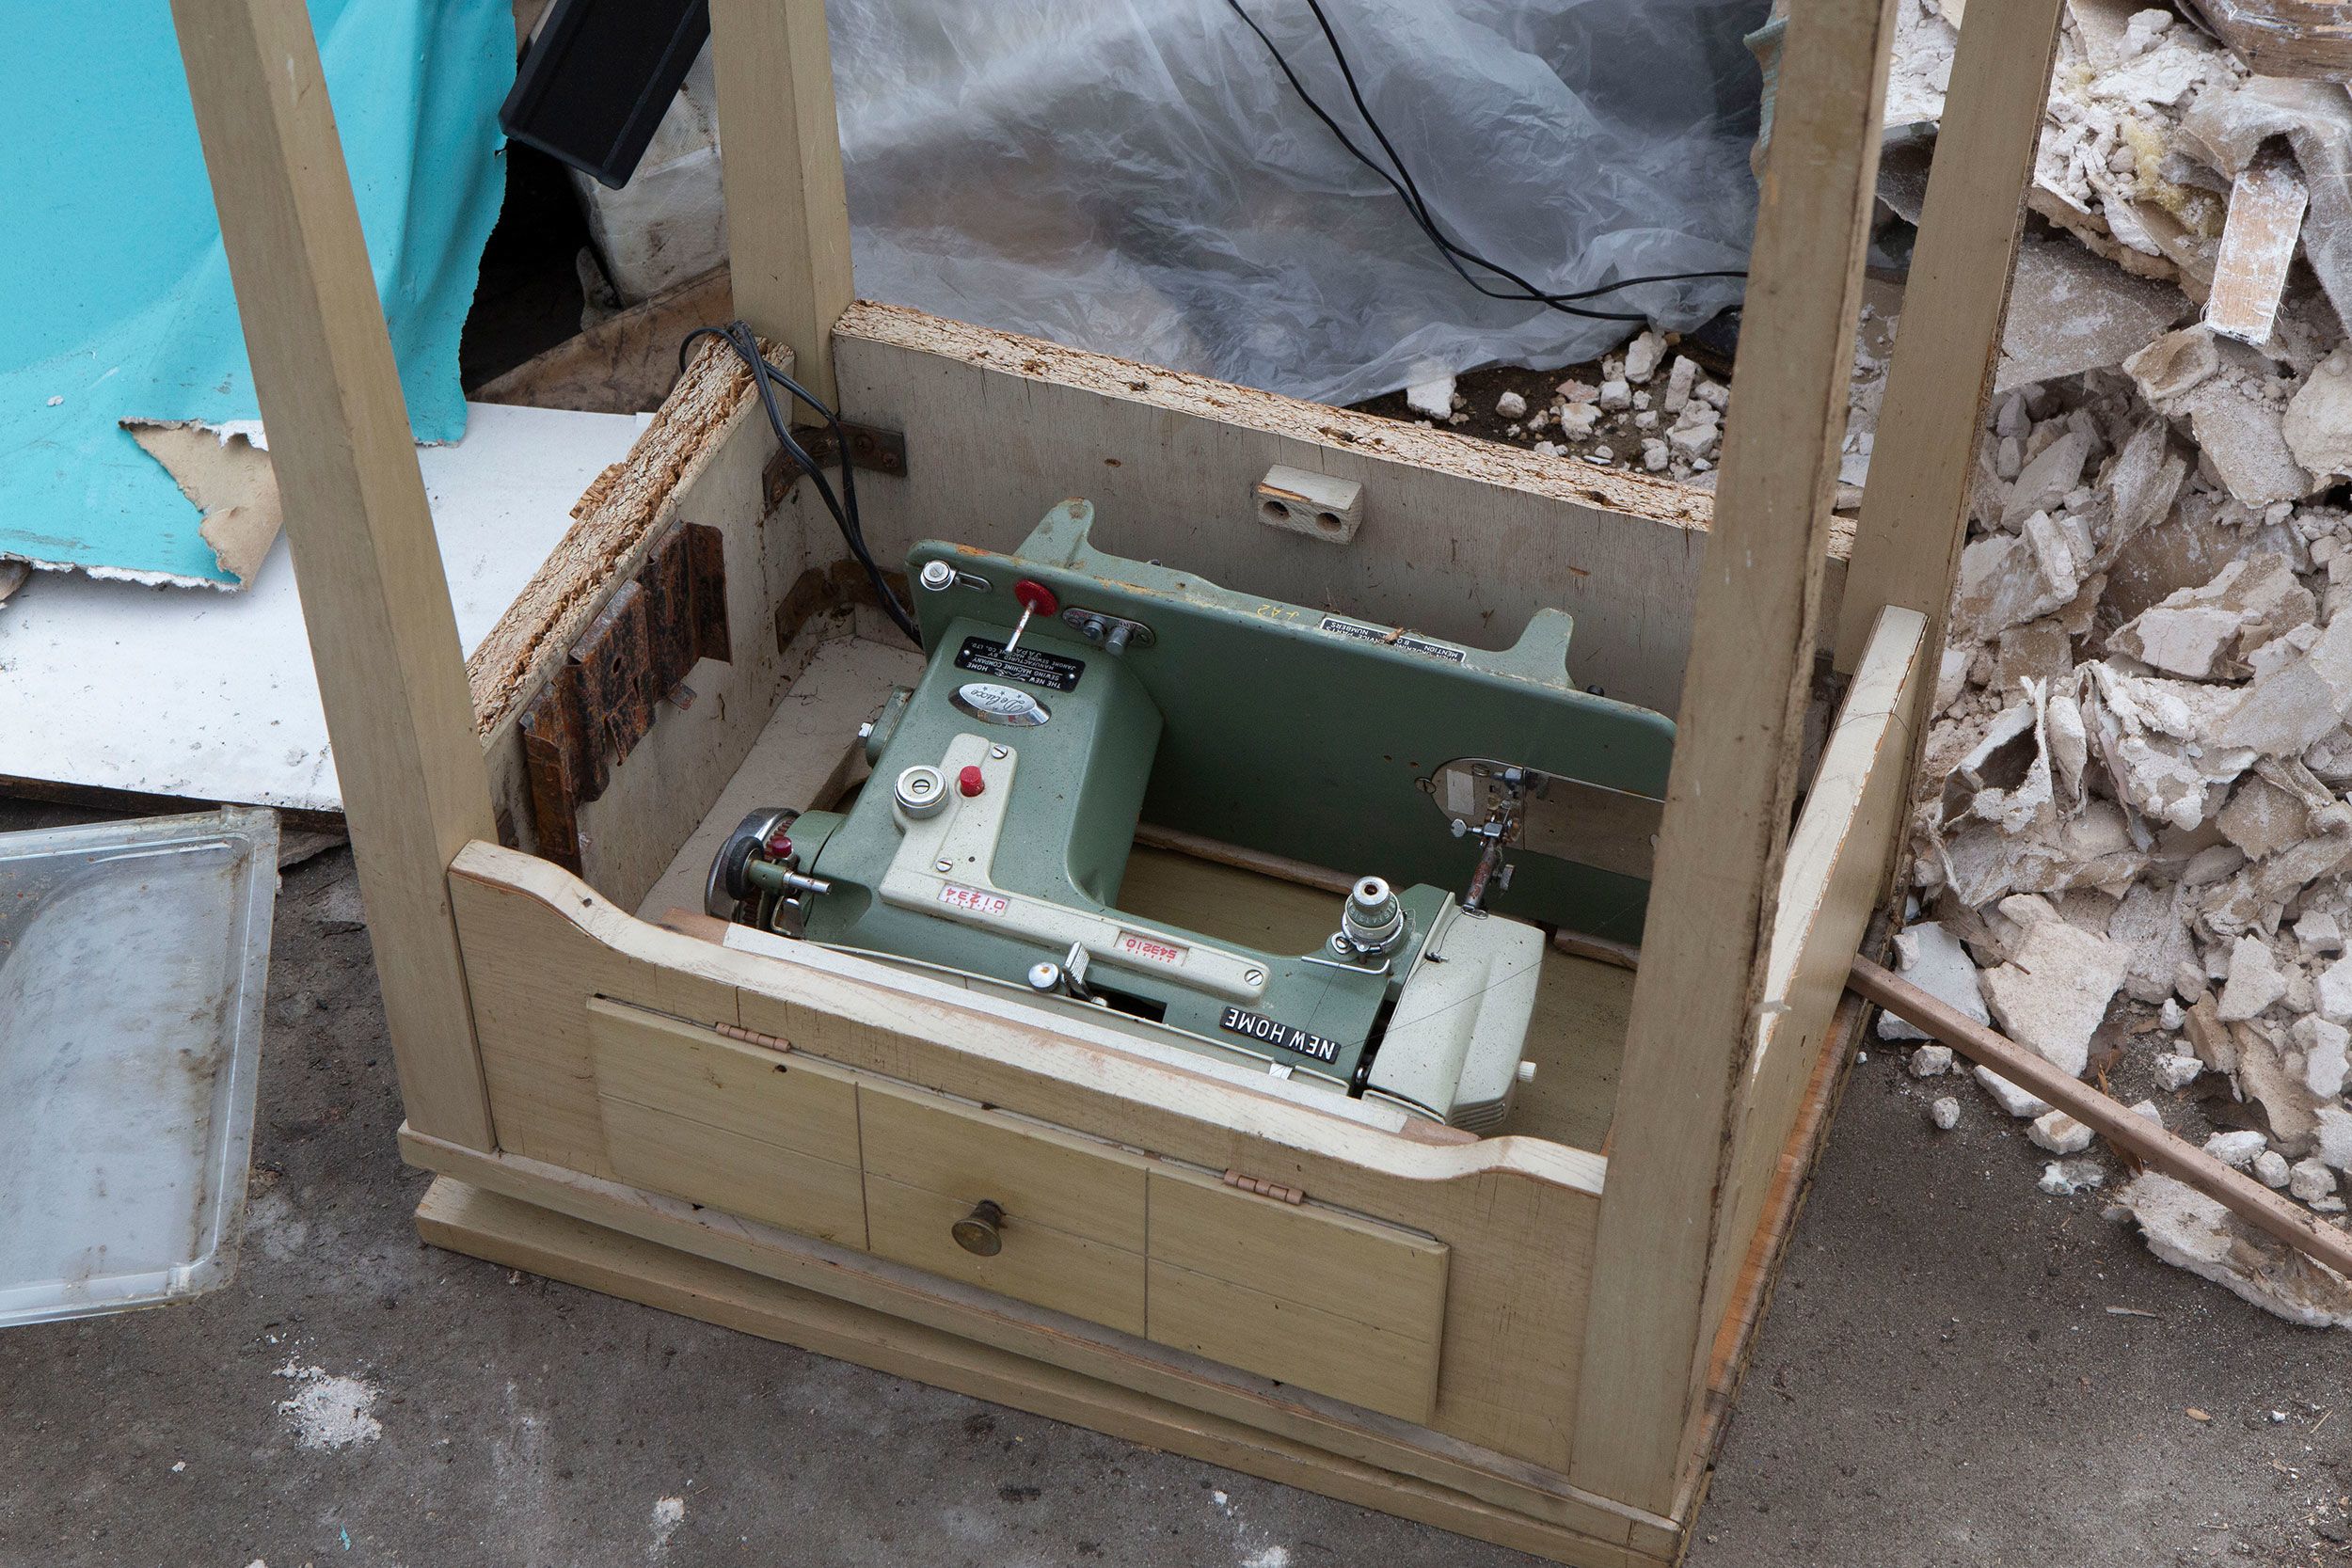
(709, 501, 1673, 1130)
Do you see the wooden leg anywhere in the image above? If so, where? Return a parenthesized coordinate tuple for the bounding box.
(1569, 0, 1901, 1513)
(170, 0, 501, 1148)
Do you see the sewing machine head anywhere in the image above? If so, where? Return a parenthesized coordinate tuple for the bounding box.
(710, 500, 1673, 1130)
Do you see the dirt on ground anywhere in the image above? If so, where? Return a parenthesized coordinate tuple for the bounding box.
(2, 808, 2349, 1567)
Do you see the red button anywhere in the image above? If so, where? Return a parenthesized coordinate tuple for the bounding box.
(958, 765, 986, 798)
(1013, 578, 1058, 616)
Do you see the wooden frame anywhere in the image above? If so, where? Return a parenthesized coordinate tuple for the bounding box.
(168, 0, 2059, 1558)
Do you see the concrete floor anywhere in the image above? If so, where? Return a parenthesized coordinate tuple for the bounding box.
(5, 828, 2351, 1568)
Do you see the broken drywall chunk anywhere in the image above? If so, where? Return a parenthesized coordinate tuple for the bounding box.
(2318, 1105, 2352, 1170)
(2217, 775, 2315, 860)
(2040, 1159, 2106, 1196)
(2155, 1053, 2204, 1090)
(2107, 554, 2316, 680)
(2031, 1109, 2096, 1154)
(1623, 332, 1666, 384)
(2299, 911, 2346, 958)
(1953, 518, 2084, 638)
(1979, 920, 2133, 1077)
(122, 419, 284, 590)
(1996, 232, 2191, 395)
(2114, 1173, 2352, 1328)
(1404, 376, 1456, 420)
(1908, 1043, 1955, 1077)
(2180, 372, 2314, 505)
(2286, 343, 2352, 485)
(2318, 957, 2352, 1022)
(2125, 327, 2223, 405)
(2294, 1158, 2340, 1201)
(2301, 1016, 2352, 1099)
(2257, 1149, 2294, 1188)
(2212, 615, 2352, 756)
(1977, 1064, 2054, 1118)
(1877, 923, 1990, 1040)
(2217, 934, 2288, 1020)
(2239, 1023, 2323, 1149)
(2004, 429, 2096, 529)
(2204, 1129, 2269, 1167)
(1931, 1096, 1963, 1130)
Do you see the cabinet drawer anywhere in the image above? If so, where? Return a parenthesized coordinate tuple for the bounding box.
(1145, 1169, 1448, 1423)
(587, 999, 866, 1247)
(857, 1081, 1148, 1329)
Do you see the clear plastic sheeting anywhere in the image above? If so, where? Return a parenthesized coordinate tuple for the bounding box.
(829, 0, 1768, 405)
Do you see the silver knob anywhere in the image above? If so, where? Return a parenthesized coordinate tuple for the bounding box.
(1341, 876, 1406, 956)
(895, 765, 948, 819)
(918, 560, 956, 592)
(1027, 961, 1062, 992)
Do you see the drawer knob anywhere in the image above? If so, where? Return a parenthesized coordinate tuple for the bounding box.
(951, 1199, 1006, 1257)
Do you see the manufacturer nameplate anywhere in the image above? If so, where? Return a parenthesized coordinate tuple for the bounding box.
(937, 883, 1009, 917)
(954, 636, 1085, 691)
(1316, 615, 1466, 663)
(1219, 1006, 1343, 1064)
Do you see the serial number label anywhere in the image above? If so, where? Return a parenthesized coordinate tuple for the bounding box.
(1219, 1006, 1343, 1065)
(937, 883, 1009, 917)
(954, 636, 1086, 691)
(1113, 930, 1188, 968)
(1316, 614, 1467, 663)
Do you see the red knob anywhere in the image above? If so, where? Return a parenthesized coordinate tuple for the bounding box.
(958, 765, 986, 798)
(1013, 578, 1058, 617)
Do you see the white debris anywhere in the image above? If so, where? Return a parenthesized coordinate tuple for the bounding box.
(1662, 355, 1697, 414)
(1931, 1096, 1963, 1130)
(2031, 1109, 2096, 1154)
(2216, 934, 2288, 1021)
(1494, 390, 1528, 421)
(2284, 343, 2352, 484)
(1979, 920, 2133, 1077)
(1623, 331, 1667, 383)
(2114, 1173, 2352, 1328)
(2256, 1149, 2294, 1187)
(1877, 922, 1990, 1040)
(1597, 377, 1631, 412)
(2298, 911, 2346, 958)
(2319, 1104, 2352, 1170)
(2040, 1159, 2106, 1195)
(273, 1364, 383, 1449)
(1908, 1043, 1955, 1077)
(2292, 1157, 2340, 1201)
(2300, 1015, 2351, 1098)
(2203, 1129, 2269, 1168)
(2154, 1053, 2203, 1090)
(1976, 1064, 2054, 1119)
(1404, 376, 1455, 420)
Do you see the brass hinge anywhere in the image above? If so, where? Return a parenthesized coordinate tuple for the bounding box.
(1221, 1169, 1307, 1205)
(714, 1021, 793, 1053)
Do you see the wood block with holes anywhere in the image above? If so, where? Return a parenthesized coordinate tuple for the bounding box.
(1254, 465, 1365, 543)
(587, 999, 866, 1246)
(1145, 1169, 1447, 1422)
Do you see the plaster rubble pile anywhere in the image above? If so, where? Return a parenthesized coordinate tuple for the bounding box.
(1871, 0, 2352, 1322)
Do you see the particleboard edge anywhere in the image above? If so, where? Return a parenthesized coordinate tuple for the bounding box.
(416, 1175, 1676, 1568)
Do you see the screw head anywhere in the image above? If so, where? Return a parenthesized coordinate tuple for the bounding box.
(1243, 967, 1266, 987)
(934, 858, 954, 873)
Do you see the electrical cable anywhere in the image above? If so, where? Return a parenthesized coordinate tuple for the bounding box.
(679, 321, 923, 646)
(1222, 0, 1748, 322)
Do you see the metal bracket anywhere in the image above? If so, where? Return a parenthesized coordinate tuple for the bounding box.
(521, 518, 731, 872)
(763, 421, 909, 508)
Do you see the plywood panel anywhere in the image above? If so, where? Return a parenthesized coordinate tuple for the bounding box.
(858, 1080, 1151, 1252)
(1147, 1259, 1438, 1425)
(602, 1102, 866, 1249)
(587, 999, 861, 1162)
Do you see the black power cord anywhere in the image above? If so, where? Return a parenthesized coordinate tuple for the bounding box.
(1223, 0, 1748, 324)
(679, 321, 922, 647)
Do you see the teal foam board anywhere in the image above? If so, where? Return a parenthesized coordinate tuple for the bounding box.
(0, 1, 514, 586)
